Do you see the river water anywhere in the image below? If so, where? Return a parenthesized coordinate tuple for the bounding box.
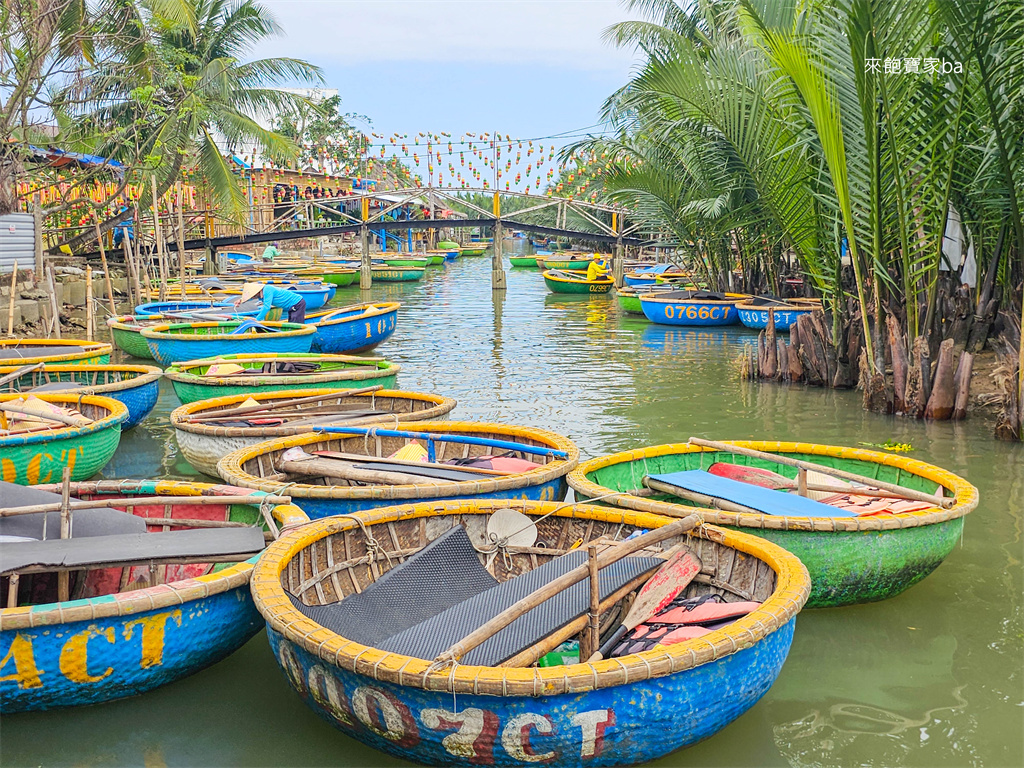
(4, 249, 1022, 767)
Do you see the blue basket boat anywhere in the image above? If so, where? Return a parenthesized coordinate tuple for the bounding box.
(140, 320, 315, 366)
(0, 364, 161, 429)
(135, 301, 220, 317)
(0, 480, 307, 712)
(217, 422, 579, 519)
(735, 298, 822, 331)
(249, 499, 810, 767)
(639, 291, 748, 326)
(305, 302, 400, 354)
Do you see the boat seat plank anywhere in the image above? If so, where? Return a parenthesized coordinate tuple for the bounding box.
(288, 526, 498, 647)
(648, 470, 857, 518)
(1, 527, 266, 574)
(381, 550, 662, 666)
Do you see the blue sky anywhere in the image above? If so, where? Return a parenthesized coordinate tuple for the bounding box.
(260, 1, 643, 149)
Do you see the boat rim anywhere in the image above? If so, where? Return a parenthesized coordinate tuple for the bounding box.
(733, 298, 822, 311)
(163, 355, 400, 386)
(0, 392, 128, 447)
(249, 498, 809, 696)
(171, 388, 456, 438)
(567, 440, 979, 532)
(0, 339, 112, 365)
(638, 294, 746, 305)
(217, 421, 579, 500)
(0, 363, 163, 395)
(0, 480, 283, 631)
(542, 270, 614, 285)
(306, 301, 401, 326)
(140, 320, 316, 341)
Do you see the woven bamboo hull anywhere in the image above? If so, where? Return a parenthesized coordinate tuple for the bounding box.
(142, 322, 315, 367)
(639, 297, 740, 326)
(0, 480, 301, 711)
(0, 340, 111, 366)
(0, 394, 127, 484)
(0, 364, 161, 429)
(109, 320, 156, 359)
(568, 441, 978, 607)
(173, 389, 456, 477)
(217, 422, 579, 519)
(250, 499, 809, 766)
(165, 354, 401, 404)
(319, 270, 357, 287)
(307, 303, 399, 354)
(383, 257, 431, 267)
(617, 293, 644, 314)
(543, 272, 614, 294)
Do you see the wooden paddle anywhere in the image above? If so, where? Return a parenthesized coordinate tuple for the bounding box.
(0, 363, 44, 389)
(587, 546, 703, 662)
(186, 386, 383, 422)
(313, 450, 509, 476)
(432, 514, 702, 666)
(688, 437, 953, 508)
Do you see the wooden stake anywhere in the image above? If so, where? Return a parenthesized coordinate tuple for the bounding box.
(6, 573, 19, 608)
(94, 217, 117, 323)
(152, 175, 167, 302)
(46, 263, 61, 339)
(85, 266, 94, 341)
(585, 545, 600, 659)
(176, 186, 188, 300)
(797, 468, 807, 497)
(57, 467, 71, 602)
(7, 260, 17, 335)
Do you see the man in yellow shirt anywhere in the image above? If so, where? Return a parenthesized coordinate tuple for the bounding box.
(587, 256, 611, 281)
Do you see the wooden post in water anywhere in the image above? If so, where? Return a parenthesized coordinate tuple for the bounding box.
(612, 212, 625, 288)
(57, 467, 71, 603)
(94, 217, 117, 325)
(46, 263, 62, 338)
(491, 193, 506, 291)
(175, 185, 188, 300)
(360, 196, 372, 290)
(151, 176, 167, 301)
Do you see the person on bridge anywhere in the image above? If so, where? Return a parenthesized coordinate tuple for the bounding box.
(236, 282, 306, 323)
(261, 242, 281, 261)
(587, 256, 611, 281)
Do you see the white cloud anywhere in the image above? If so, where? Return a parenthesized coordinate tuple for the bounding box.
(260, 0, 642, 71)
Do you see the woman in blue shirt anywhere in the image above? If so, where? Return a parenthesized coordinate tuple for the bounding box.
(236, 283, 306, 323)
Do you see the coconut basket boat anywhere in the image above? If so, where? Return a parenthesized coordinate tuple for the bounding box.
(217, 422, 579, 519)
(508, 255, 539, 267)
(459, 244, 488, 256)
(249, 498, 810, 766)
(164, 353, 401, 404)
(0, 393, 127, 484)
(0, 364, 161, 429)
(0, 479, 307, 712)
(141, 320, 315, 366)
(372, 267, 425, 282)
(567, 440, 979, 608)
(638, 292, 747, 326)
(172, 388, 457, 477)
(539, 256, 596, 271)
(304, 302, 400, 355)
(0, 340, 111, 367)
(543, 270, 614, 295)
(734, 298, 823, 331)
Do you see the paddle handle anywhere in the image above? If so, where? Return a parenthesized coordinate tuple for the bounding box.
(590, 625, 629, 662)
(0, 363, 44, 389)
(688, 438, 953, 509)
(432, 513, 701, 665)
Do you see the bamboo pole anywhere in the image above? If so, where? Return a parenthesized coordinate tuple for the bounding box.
(278, 458, 447, 486)
(687, 437, 953, 508)
(85, 266, 94, 341)
(176, 185, 187, 300)
(432, 514, 701, 665)
(0, 494, 292, 518)
(152, 175, 167, 302)
(0, 363, 44, 388)
(46, 263, 61, 338)
(94, 217, 118, 324)
(6, 573, 19, 609)
(585, 545, 600, 659)
(7, 260, 17, 335)
(57, 467, 71, 602)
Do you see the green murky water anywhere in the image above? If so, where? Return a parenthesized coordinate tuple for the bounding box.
(4, 250, 1022, 767)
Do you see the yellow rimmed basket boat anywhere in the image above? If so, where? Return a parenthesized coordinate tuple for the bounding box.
(0, 340, 111, 367)
(0, 479, 307, 711)
(250, 498, 810, 766)
(567, 440, 979, 608)
(171, 389, 458, 477)
(543, 270, 614, 295)
(0, 393, 128, 484)
(217, 421, 579, 519)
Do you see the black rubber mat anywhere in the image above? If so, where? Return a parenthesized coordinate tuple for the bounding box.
(380, 550, 662, 666)
(0, 482, 147, 540)
(288, 526, 498, 647)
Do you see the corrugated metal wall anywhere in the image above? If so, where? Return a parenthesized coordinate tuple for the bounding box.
(0, 213, 35, 274)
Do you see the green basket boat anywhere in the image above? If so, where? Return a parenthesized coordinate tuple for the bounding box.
(543, 269, 614, 294)
(295, 268, 357, 287)
(539, 256, 596, 271)
(0, 340, 111, 366)
(371, 267, 425, 282)
(617, 288, 644, 314)
(382, 255, 431, 268)
(107, 315, 169, 359)
(508, 256, 539, 267)
(459, 244, 488, 256)
(0, 392, 127, 484)
(568, 440, 979, 608)
(163, 353, 401, 404)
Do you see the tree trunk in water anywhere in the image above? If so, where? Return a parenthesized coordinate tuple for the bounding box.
(888, 315, 909, 415)
(905, 337, 929, 418)
(952, 351, 973, 420)
(924, 339, 956, 420)
(764, 310, 777, 379)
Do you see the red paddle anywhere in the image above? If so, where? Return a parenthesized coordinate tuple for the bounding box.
(588, 547, 702, 662)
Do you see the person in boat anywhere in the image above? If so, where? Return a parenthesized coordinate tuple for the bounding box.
(587, 255, 611, 281)
(236, 282, 306, 323)
(261, 242, 281, 261)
